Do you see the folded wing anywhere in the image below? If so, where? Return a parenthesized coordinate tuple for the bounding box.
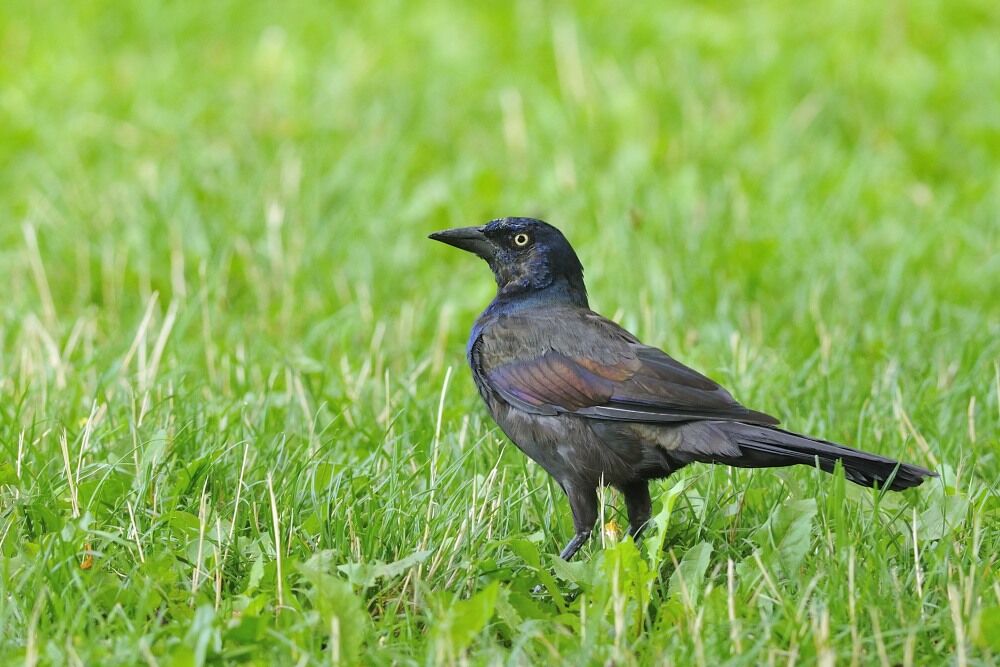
(476, 309, 778, 426)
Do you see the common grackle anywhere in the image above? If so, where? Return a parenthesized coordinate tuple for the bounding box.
(429, 217, 937, 561)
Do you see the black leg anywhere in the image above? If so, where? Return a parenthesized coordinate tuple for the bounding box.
(558, 531, 592, 561)
(622, 481, 651, 540)
(559, 483, 598, 561)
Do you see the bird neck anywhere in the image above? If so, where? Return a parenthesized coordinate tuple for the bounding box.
(493, 274, 589, 311)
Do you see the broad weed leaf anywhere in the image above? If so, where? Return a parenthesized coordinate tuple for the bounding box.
(755, 498, 818, 578)
(668, 541, 713, 609)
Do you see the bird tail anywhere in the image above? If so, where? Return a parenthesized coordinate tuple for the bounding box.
(713, 423, 937, 491)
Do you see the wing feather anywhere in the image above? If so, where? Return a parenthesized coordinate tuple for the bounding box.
(475, 307, 779, 426)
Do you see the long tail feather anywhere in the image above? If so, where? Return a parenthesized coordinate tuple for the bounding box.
(716, 423, 936, 491)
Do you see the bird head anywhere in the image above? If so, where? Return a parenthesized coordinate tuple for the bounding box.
(429, 217, 588, 305)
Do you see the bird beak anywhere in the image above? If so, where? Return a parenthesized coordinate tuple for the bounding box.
(428, 226, 494, 259)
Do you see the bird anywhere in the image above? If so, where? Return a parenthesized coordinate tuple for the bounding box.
(429, 217, 937, 561)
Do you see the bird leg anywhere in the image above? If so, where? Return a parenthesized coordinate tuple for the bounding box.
(559, 483, 598, 561)
(558, 532, 592, 561)
(622, 481, 652, 540)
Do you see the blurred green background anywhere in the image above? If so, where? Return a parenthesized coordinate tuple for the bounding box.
(1, 1, 998, 664)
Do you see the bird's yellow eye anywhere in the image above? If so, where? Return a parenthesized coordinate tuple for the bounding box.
(514, 233, 530, 247)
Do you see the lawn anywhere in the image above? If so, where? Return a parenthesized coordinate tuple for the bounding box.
(1, 0, 998, 664)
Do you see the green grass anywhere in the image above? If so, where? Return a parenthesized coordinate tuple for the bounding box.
(1, 0, 999, 664)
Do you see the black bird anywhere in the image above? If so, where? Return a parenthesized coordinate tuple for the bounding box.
(429, 217, 937, 561)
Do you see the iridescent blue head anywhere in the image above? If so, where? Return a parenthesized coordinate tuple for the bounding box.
(429, 217, 588, 306)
